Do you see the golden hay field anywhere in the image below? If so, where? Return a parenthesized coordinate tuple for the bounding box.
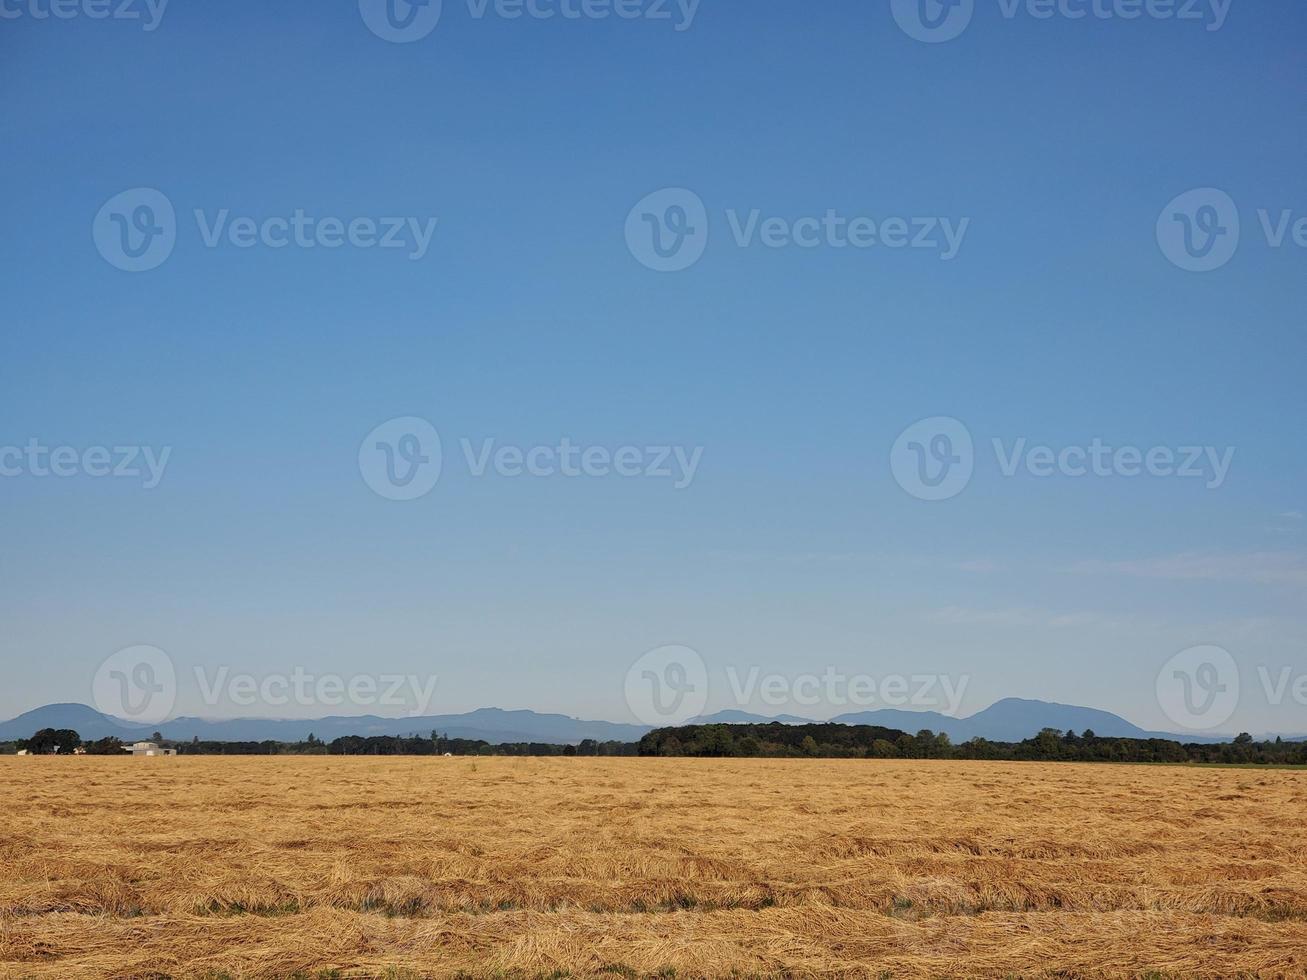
(2, 757, 1306, 979)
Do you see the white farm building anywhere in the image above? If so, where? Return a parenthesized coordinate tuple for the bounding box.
(127, 741, 176, 756)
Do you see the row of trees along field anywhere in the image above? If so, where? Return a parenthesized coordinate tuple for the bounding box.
(636, 723, 1307, 765)
(11, 729, 134, 755)
(3, 729, 638, 757)
(327, 734, 638, 756)
(8, 724, 1305, 765)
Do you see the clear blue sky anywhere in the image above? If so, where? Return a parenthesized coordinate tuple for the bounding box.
(2, 0, 1304, 734)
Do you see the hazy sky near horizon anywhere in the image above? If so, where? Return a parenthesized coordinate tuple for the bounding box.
(2, 0, 1304, 735)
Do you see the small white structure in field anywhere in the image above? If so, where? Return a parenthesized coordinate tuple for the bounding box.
(127, 741, 176, 757)
(15, 749, 29, 756)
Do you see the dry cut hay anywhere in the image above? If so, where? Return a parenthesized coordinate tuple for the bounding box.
(1, 756, 1306, 977)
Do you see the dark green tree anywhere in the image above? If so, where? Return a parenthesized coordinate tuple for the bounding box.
(22, 728, 82, 754)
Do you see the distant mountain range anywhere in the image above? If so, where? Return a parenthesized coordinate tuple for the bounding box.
(2, 699, 1301, 746)
(0, 703, 648, 745)
(692, 698, 1306, 745)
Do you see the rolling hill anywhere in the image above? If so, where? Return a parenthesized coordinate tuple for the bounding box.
(3, 699, 1295, 746)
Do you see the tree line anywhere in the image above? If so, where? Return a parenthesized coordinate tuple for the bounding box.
(637, 722, 1307, 765)
(327, 734, 637, 756)
(11, 729, 130, 755)
(9, 723, 1305, 766)
(4, 728, 638, 757)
